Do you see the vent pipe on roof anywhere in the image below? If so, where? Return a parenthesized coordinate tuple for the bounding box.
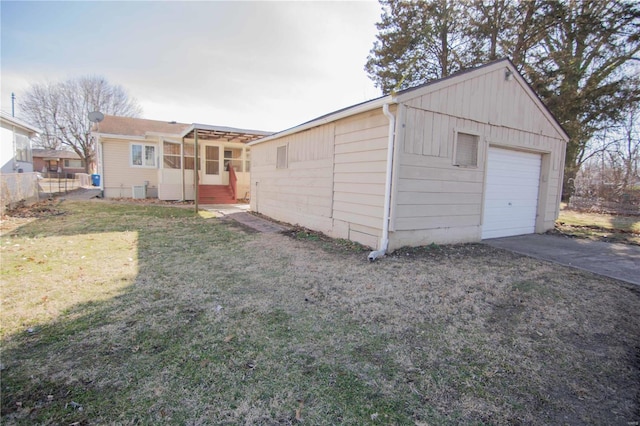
(368, 102, 396, 262)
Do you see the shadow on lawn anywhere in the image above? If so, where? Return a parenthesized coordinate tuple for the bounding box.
(610, 215, 640, 233)
(1, 202, 251, 424)
(3, 201, 640, 425)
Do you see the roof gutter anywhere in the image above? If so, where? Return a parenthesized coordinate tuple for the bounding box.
(368, 102, 396, 261)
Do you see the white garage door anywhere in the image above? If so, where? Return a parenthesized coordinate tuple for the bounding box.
(482, 147, 541, 239)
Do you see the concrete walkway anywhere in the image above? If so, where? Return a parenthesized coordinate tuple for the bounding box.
(484, 234, 640, 286)
(58, 188, 102, 200)
(200, 204, 290, 234)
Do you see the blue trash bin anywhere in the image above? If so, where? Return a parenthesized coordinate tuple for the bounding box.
(91, 174, 100, 187)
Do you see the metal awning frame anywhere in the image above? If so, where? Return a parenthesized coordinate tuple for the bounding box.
(180, 124, 272, 212)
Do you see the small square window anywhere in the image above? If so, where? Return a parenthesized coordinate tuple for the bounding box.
(276, 145, 288, 169)
(454, 133, 478, 167)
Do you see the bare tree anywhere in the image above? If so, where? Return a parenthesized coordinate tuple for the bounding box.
(605, 104, 640, 196)
(21, 76, 142, 172)
(575, 102, 640, 206)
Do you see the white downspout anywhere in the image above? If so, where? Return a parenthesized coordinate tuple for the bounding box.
(368, 103, 396, 261)
(97, 135, 104, 194)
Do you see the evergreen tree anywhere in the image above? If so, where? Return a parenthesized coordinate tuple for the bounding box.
(365, 0, 468, 93)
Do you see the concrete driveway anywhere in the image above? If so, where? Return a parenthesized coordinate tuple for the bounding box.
(484, 234, 640, 286)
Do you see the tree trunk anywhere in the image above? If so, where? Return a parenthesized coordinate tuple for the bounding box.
(562, 163, 578, 202)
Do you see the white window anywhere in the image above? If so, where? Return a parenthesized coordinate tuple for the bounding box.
(131, 143, 156, 167)
(64, 159, 84, 168)
(15, 134, 31, 162)
(276, 145, 287, 169)
(454, 132, 479, 167)
(245, 149, 251, 173)
(163, 141, 181, 169)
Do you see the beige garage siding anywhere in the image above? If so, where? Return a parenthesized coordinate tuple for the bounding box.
(250, 108, 393, 248)
(332, 109, 391, 247)
(388, 64, 566, 249)
(251, 125, 336, 234)
(401, 66, 562, 140)
(102, 138, 158, 198)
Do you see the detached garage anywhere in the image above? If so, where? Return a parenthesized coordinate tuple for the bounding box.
(249, 59, 568, 253)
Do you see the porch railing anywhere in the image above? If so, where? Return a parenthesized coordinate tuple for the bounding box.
(228, 164, 237, 201)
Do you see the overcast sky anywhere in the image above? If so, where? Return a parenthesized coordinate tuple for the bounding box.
(1, 1, 383, 132)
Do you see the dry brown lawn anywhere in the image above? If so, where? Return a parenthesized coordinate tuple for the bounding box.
(555, 205, 640, 245)
(1, 200, 639, 425)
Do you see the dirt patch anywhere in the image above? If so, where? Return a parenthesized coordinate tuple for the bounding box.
(1, 200, 67, 236)
(104, 197, 195, 207)
(3, 199, 66, 219)
(283, 225, 371, 253)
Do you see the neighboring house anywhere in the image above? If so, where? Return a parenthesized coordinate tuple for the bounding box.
(32, 149, 86, 177)
(93, 116, 271, 202)
(249, 59, 569, 252)
(0, 111, 40, 174)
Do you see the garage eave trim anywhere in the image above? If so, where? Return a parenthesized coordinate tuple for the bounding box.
(249, 95, 396, 146)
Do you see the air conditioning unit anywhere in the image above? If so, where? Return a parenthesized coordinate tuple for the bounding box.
(132, 185, 147, 199)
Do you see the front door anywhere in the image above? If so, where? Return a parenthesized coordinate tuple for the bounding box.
(201, 145, 221, 185)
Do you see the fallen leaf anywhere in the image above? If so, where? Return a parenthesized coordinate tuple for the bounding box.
(224, 335, 235, 343)
(295, 399, 304, 421)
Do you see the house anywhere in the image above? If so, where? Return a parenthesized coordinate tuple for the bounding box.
(93, 116, 271, 202)
(32, 149, 86, 178)
(0, 111, 40, 174)
(248, 59, 569, 253)
(0, 112, 42, 212)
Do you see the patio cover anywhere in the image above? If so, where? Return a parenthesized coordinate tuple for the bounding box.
(180, 124, 272, 143)
(180, 124, 272, 211)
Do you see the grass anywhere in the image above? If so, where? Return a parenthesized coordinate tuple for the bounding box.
(1, 200, 639, 425)
(556, 204, 640, 245)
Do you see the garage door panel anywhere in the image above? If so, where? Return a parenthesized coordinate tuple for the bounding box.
(482, 147, 541, 239)
(484, 192, 538, 199)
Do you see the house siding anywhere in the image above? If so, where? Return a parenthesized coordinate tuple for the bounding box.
(332, 108, 391, 248)
(1, 121, 34, 174)
(251, 108, 394, 248)
(102, 137, 158, 198)
(389, 65, 566, 250)
(251, 125, 336, 235)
